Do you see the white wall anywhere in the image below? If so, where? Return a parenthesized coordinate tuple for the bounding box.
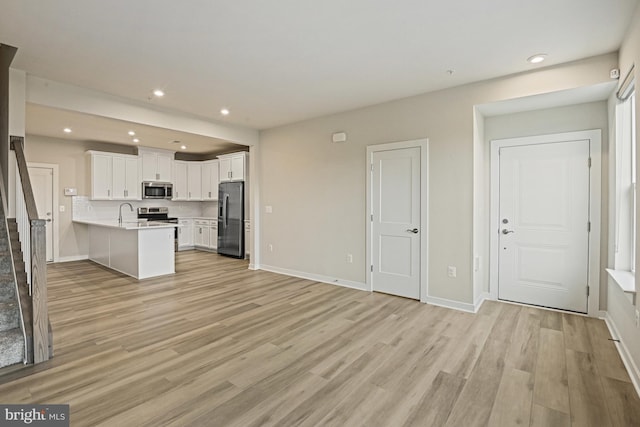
(259, 53, 618, 305)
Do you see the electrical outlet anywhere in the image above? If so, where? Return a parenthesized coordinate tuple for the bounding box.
(447, 266, 457, 278)
(268, 244, 273, 252)
(346, 254, 353, 263)
(59, 205, 65, 212)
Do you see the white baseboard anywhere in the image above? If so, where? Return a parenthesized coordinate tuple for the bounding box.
(602, 312, 640, 398)
(474, 292, 491, 312)
(248, 263, 258, 271)
(424, 296, 477, 313)
(56, 255, 89, 263)
(259, 264, 367, 291)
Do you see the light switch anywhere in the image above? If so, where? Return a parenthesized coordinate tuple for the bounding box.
(265, 205, 273, 214)
(59, 205, 65, 212)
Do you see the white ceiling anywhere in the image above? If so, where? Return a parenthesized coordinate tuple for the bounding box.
(1, 0, 638, 132)
(26, 104, 243, 155)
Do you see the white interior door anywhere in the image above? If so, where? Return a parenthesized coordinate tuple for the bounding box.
(28, 166, 54, 262)
(498, 140, 590, 313)
(371, 147, 421, 299)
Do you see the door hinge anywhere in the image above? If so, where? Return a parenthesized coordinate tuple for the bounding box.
(371, 265, 373, 272)
(370, 163, 374, 172)
(370, 214, 373, 221)
(588, 157, 592, 168)
(587, 221, 591, 232)
(587, 286, 590, 296)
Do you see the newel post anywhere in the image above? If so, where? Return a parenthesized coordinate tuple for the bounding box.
(31, 218, 49, 363)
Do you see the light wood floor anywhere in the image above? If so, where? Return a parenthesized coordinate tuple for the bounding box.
(1, 251, 639, 426)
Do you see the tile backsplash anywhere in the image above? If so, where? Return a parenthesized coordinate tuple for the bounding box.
(72, 196, 217, 221)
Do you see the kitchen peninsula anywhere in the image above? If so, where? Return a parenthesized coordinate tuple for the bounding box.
(72, 219, 178, 279)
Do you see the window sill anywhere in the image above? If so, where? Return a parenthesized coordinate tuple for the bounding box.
(606, 268, 637, 305)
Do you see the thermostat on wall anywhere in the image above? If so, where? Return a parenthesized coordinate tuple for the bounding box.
(64, 188, 77, 196)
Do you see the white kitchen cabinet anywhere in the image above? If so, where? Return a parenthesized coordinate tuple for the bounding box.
(218, 152, 246, 182)
(112, 155, 140, 200)
(178, 219, 194, 250)
(210, 221, 218, 250)
(87, 151, 140, 201)
(139, 148, 173, 182)
(201, 160, 219, 201)
(187, 163, 202, 200)
(88, 152, 112, 200)
(194, 220, 210, 248)
(174, 161, 203, 201)
(172, 161, 188, 201)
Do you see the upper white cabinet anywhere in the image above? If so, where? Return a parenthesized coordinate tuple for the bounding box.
(139, 148, 173, 182)
(187, 163, 202, 200)
(201, 160, 219, 201)
(112, 155, 140, 200)
(218, 152, 247, 182)
(86, 151, 140, 200)
(88, 152, 112, 200)
(173, 159, 220, 201)
(173, 161, 203, 201)
(172, 161, 188, 201)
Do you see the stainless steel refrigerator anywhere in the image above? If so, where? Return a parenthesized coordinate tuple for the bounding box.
(218, 181, 244, 258)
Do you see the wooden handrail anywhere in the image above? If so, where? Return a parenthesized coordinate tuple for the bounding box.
(11, 136, 39, 222)
(10, 136, 50, 363)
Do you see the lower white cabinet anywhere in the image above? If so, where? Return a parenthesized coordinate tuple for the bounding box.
(194, 220, 210, 248)
(178, 219, 194, 249)
(179, 218, 218, 252)
(210, 222, 218, 250)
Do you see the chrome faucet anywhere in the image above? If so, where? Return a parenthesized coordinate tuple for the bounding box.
(118, 202, 134, 224)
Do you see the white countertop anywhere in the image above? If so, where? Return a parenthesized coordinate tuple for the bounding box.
(73, 219, 180, 230)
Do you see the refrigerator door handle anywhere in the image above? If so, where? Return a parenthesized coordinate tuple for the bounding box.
(225, 194, 230, 228)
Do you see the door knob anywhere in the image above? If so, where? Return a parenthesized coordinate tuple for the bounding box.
(406, 228, 419, 234)
(502, 229, 514, 234)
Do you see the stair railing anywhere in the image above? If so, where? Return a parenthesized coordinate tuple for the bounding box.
(10, 136, 50, 364)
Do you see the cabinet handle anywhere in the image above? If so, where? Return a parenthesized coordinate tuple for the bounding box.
(156, 173, 160, 180)
(108, 189, 110, 197)
(209, 191, 211, 198)
(228, 171, 231, 179)
(124, 189, 128, 197)
(199, 228, 202, 234)
(189, 192, 191, 198)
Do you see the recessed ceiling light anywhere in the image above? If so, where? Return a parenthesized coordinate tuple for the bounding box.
(527, 54, 547, 64)
(133, 138, 140, 143)
(181, 145, 187, 150)
(63, 128, 72, 133)
(220, 108, 230, 116)
(153, 89, 165, 97)
(128, 131, 136, 136)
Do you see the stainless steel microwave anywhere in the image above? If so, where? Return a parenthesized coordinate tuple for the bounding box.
(142, 181, 173, 199)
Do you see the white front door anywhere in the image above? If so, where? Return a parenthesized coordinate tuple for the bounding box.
(498, 140, 590, 313)
(28, 166, 54, 262)
(371, 147, 421, 299)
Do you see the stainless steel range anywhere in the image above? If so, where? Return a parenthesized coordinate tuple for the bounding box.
(138, 207, 179, 241)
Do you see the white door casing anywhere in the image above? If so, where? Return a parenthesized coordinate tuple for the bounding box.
(489, 130, 601, 316)
(28, 163, 59, 262)
(366, 139, 429, 301)
(498, 141, 590, 312)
